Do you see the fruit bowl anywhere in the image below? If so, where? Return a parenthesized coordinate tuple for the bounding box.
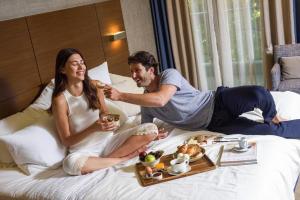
(139, 150, 164, 167)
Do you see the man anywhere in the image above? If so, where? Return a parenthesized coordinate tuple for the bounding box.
(104, 51, 300, 139)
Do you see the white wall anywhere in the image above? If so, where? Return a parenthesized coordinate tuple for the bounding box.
(120, 0, 157, 57)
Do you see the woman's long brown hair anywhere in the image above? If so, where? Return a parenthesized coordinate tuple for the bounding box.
(50, 48, 99, 112)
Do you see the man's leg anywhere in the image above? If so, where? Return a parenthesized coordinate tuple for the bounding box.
(219, 85, 277, 123)
(208, 117, 300, 139)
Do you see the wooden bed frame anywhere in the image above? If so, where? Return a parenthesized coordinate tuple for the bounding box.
(0, 0, 130, 119)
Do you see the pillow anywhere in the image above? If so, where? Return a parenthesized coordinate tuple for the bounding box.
(110, 73, 131, 85)
(0, 108, 38, 136)
(0, 118, 66, 175)
(110, 73, 144, 116)
(88, 61, 112, 84)
(270, 91, 300, 120)
(280, 56, 300, 80)
(31, 79, 55, 110)
(0, 107, 51, 164)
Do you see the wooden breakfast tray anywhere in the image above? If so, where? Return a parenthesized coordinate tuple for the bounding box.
(135, 154, 216, 187)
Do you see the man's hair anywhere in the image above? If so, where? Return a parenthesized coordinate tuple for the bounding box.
(128, 51, 159, 75)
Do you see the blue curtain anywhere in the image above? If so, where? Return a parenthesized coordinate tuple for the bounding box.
(150, 0, 175, 72)
(295, 0, 300, 43)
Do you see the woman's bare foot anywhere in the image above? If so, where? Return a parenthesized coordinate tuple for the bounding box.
(272, 114, 287, 124)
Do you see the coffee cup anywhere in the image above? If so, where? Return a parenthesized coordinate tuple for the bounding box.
(100, 114, 120, 127)
(239, 137, 248, 149)
(170, 157, 189, 173)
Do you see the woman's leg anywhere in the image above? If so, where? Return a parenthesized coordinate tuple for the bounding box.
(81, 151, 140, 175)
(101, 123, 158, 158)
(63, 149, 143, 175)
(107, 134, 156, 158)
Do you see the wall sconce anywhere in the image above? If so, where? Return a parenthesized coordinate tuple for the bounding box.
(109, 31, 126, 41)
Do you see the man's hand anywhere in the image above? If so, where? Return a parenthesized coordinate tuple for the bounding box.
(104, 85, 122, 101)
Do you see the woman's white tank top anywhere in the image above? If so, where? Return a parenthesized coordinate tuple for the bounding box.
(62, 90, 99, 134)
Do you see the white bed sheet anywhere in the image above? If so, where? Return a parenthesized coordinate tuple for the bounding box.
(0, 127, 299, 200)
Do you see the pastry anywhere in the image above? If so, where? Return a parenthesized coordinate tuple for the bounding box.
(186, 144, 201, 157)
(177, 144, 188, 154)
(176, 144, 202, 157)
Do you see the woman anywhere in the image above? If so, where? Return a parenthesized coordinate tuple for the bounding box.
(51, 48, 157, 175)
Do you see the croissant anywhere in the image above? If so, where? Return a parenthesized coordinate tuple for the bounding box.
(186, 144, 201, 157)
(177, 144, 188, 154)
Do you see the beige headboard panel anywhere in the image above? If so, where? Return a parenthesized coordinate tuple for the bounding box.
(0, 18, 41, 117)
(27, 4, 106, 84)
(0, 0, 129, 119)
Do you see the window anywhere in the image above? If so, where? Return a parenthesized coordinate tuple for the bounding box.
(189, 0, 264, 90)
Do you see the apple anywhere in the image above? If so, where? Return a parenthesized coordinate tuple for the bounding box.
(145, 154, 156, 163)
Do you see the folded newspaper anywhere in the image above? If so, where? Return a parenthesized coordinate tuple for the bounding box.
(219, 142, 257, 166)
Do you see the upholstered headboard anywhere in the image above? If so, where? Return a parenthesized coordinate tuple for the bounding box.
(0, 0, 130, 119)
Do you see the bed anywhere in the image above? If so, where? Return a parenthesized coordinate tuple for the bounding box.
(0, 1, 300, 199)
(0, 62, 300, 200)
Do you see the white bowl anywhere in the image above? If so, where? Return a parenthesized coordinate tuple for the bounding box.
(141, 158, 160, 167)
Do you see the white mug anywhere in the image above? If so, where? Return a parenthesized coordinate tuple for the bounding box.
(170, 157, 189, 173)
(239, 137, 248, 149)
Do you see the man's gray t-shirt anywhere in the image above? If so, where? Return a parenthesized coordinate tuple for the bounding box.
(141, 69, 215, 131)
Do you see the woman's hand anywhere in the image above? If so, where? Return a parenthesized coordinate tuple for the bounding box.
(88, 116, 116, 132)
(97, 120, 116, 131)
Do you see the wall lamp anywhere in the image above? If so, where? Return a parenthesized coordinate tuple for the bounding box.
(109, 31, 126, 41)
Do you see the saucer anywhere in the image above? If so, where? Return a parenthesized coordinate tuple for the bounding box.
(232, 145, 251, 152)
(167, 165, 191, 176)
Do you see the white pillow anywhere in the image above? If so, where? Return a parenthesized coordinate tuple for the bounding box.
(0, 118, 66, 175)
(270, 91, 300, 120)
(0, 111, 34, 136)
(31, 79, 55, 110)
(0, 107, 51, 164)
(88, 61, 112, 84)
(110, 73, 144, 117)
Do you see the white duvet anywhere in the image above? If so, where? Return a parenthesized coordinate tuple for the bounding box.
(0, 129, 299, 200)
(0, 91, 300, 200)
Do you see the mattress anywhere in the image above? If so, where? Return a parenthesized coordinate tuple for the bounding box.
(0, 127, 299, 200)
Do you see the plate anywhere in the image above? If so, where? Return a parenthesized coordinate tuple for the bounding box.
(185, 135, 218, 146)
(232, 146, 251, 152)
(167, 165, 191, 176)
(189, 152, 204, 162)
